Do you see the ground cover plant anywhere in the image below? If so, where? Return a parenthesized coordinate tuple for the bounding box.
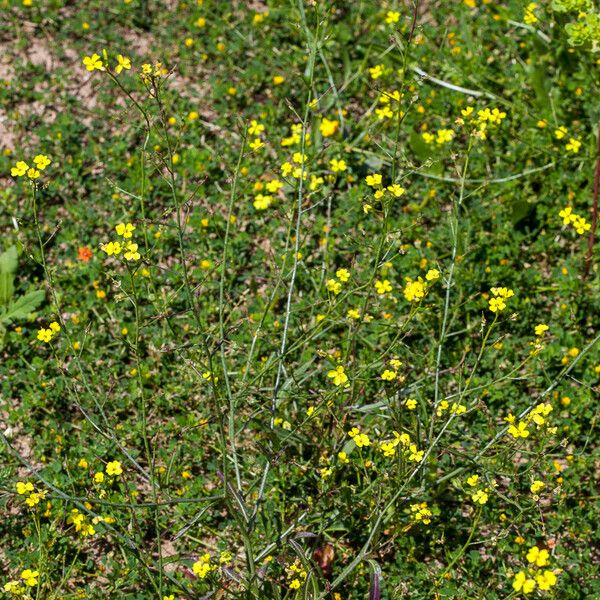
(0, 0, 599, 598)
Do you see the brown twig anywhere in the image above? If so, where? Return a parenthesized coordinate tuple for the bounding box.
(583, 117, 600, 278)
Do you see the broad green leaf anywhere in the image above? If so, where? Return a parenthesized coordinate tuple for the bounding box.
(1, 290, 46, 324)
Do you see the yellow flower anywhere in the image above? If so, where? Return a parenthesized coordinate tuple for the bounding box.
(375, 279, 392, 295)
(115, 54, 132, 74)
(83, 53, 104, 71)
(530, 480, 545, 494)
(369, 64, 384, 79)
(16, 481, 34, 495)
(387, 183, 405, 197)
(338, 451, 349, 463)
(534, 323, 549, 336)
(101, 241, 122, 256)
(94, 471, 105, 483)
(249, 138, 264, 151)
(336, 268, 350, 282)
(327, 365, 348, 386)
(526, 546, 549, 567)
(11, 161, 29, 177)
(554, 126, 567, 139)
(524, 3, 538, 25)
(192, 553, 213, 578)
(513, 571, 536, 594)
(253, 194, 272, 210)
(404, 278, 425, 302)
(27, 167, 40, 179)
(347, 308, 360, 320)
(404, 398, 417, 410)
(425, 269, 440, 281)
(105, 460, 123, 476)
(37, 328, 53, 342)
(195, 17, 206, 27)
(326, 278, 342, 295)
(348, 427, 370, 447)
(559, 206, 573, 224)
(320, 118, 339, 137)
(508, 421, 529, 438)
(535, 570, 557, 591)
(329, 158, 347, 172)
(422, 132, 434, 144)
(466, 475, 479, 487)
(488, 297, 506, 312)
(248, 119, 264, 135)
(33, 154, 51, 170)
(124, 242, 140, 261)
(20, 569, 39, 587)
(375, 105, 394, 120)
(381, 369, 397, 381)
(472, 489, 489, 504)
(265, 179, 283, 192)
(435, 128, 454, 144)
(385, 11, 400, 24)
(115, 222, 135, 238)
(565, 137, 581, 153)
(273, 75, 285, 85)
(365, 173, 382, 187)
(25, 491, 46, 507)
(408, 444, 424, 462)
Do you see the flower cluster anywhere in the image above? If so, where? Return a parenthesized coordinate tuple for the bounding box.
(436, 400, 466, 417)
(422, 128, 455, 145)
(505, 402, 554, 439)
(192, 553, 216, 579)
(454, 105, 507, 140)
(487, 286, 514, 313)
(348, 426, 370, 448)
(466, 474, 492, 505)
(37, 321, 60, 343)
(248, 119, 266, 151)
(409, 502, 432, 525)
(281, 122, 311, 147)
(286, 560, 308, 590)
(101, 223, 141, 261)
(363, 172, 406, 212)
(375, 89, 404, 121)
(377, 431, 424, 462)
(524, 2, 539, 25)
(16, 481, 47, 508)
(11, 154, 52, 180)
(281, 152, 308, 180)
(140, 61, 168, 83)
(320, 117, 339, 137)
(327, 365, 348, 386)
(326, 267, 350, 296)
(252, 178, 283, 210)
(83, 51, 131, 74)
(559, 206, 591, 235)
(3, 569, 39, 596)
(512, 544, 558, 594)
(67, 509, 96, 537)
(381, 358, 402, 381)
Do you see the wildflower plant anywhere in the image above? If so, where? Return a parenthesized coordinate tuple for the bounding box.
(0, 1, 598, 599)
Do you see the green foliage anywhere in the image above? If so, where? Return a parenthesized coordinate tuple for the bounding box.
(0, 1, 598, 599)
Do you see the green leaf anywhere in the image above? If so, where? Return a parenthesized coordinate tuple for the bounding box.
(0, 246, 18, 274)
(0, 246, 18, 306)
(1, 290, 46, 324)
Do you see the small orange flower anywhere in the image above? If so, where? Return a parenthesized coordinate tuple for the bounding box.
(78, 247, 93, 262)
